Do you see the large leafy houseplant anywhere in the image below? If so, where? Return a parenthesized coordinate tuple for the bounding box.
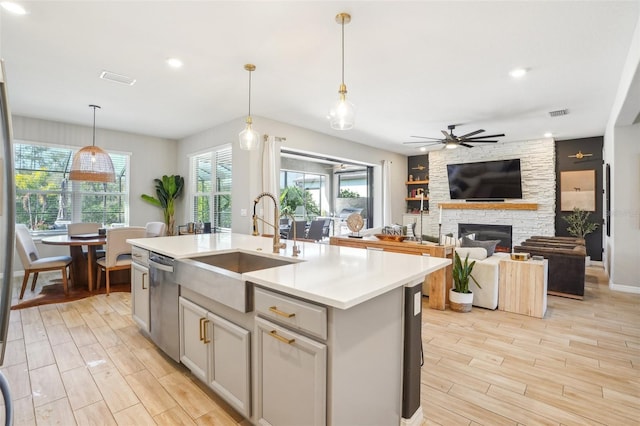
(141, 175, 184, 236)
(563, 207, 598, 239)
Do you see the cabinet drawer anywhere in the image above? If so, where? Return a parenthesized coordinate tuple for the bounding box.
(132, 246, 149, 267)
(255, 288, 327, 340)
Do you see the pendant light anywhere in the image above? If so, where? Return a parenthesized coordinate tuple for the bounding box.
(239, 64, 260, 150)
(69, 105, 115, 182)
(328, 12, 355, 130)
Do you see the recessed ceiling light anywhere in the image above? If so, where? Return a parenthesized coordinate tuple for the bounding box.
(166, 58, 183, 68)
(544, 132, 553, 138)
(419, 147, 427, 152)
(1, 2, 27, 15)
(509, 68, 528, 79)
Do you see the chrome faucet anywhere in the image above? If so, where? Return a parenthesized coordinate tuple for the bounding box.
(283, 213, 301, 257)
(252, 192, 286, 254)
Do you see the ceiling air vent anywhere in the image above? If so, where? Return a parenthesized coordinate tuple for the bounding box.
(99, 70, 136, 86)
(548, 109, 569, 117)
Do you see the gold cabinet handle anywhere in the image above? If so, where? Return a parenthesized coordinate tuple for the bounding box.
(199, 317, 205, 342)
(141, 272, 147, 290)
(202, 319, 211, 344)
(269, 306, 295, 318)
(269, 330, 295, 345)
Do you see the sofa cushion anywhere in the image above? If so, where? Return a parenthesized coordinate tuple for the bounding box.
(461, 236, 500, 257)
(455, 247, 488, 260)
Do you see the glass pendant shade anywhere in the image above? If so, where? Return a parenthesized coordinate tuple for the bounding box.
(69, 105, 116, 182)
(69, 146, 116, 182)
(239, 118, 260, 150)
(328, 93, 355, 130)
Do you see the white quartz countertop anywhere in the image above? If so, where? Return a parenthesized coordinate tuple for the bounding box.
(128, 233, 450, 309)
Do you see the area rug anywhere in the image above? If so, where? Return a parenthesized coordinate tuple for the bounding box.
(11, 281, 131, 310)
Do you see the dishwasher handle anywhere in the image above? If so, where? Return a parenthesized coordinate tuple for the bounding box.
(149, 259, 174, 273)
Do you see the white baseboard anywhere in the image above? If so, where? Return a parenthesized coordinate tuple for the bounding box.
(609, 282, 640, 294)
(401, 406, 423, 426)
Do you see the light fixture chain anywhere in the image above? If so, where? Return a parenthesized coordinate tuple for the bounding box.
(247, 70, 252, 117)
(341, 17, 345, 85)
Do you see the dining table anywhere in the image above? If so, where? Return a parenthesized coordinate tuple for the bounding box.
(41, 233, 106, 291)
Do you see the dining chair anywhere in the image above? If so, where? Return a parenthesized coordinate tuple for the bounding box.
(145, 221, 166, 237)
(96, 226, 146, 295)
(287, 220, 307, 240)
(15, 224, 73, 299)
(306, 219, 325, 242)
(68, 222, 105, 258)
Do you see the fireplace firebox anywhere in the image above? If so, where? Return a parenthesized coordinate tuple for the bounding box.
(458, 224, 513, 253)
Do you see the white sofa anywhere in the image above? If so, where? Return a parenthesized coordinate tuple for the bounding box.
(454, 247, 509, 310)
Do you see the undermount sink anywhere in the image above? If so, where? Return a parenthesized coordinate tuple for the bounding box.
(175, 251, 294, 312)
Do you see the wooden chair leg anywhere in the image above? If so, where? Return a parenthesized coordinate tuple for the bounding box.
(105, 269, 110, 296)
(19, 271, 30, 299)
(96, 267, 103, 290)
(31, 272, 39, 291)
(61, 266, 69, 295)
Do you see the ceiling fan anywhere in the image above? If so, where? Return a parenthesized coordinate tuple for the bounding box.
(404, 124, 505, 149)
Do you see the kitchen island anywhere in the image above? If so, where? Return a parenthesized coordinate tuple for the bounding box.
(128, 233, 450, 426)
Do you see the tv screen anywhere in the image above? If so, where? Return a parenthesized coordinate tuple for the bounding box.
(447, 159, 523, 200)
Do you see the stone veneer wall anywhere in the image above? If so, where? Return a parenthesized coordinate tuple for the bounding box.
(427, 138, 556, 248)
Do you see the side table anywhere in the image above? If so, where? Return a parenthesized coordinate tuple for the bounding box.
(498, 258, 548, 318)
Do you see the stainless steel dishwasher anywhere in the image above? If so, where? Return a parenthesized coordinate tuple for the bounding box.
(148, 252, 180, 362)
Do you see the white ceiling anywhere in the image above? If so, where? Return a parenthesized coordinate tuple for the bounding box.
(1, 1, 638, 155)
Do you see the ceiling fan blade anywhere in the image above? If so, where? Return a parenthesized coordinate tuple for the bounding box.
(465, 140, 498, 143)
(441, 130, 455, 141)
(460, 143, 475, 148)
(403, 140, 443, 144)
(459, 129, 484, 138)
(409, 135, 445, 140)
(403, 141, 442, 147)
(464, 133, 505, 140)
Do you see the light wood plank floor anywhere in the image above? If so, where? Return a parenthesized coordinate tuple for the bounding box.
(0, 266, 638, 425)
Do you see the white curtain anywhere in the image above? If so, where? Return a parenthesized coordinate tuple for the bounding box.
(382, 159, 392, 225)
(260, 135, 279, 235)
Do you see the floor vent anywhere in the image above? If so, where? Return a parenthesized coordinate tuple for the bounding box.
(549, 109, 569, 117)
(99, 70, 136, 86)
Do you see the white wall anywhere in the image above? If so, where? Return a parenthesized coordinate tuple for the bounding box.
(177, 115, 408, 234)
(604, 11, 640, 293)
(426, 138, 556, 247)
(5, 115, 178, 272)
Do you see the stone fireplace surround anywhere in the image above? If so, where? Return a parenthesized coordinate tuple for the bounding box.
(427, 139, 556, 249)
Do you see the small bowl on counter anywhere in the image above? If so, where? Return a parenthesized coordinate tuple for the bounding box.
(374, 234, 407, 242)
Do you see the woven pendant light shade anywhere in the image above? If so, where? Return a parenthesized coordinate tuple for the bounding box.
(69, 104, 115, 183)
(69, 146, 115, 182)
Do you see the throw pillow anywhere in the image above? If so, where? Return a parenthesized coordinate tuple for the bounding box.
(461, 236, 500, 257)
(455, 247, 488, 260)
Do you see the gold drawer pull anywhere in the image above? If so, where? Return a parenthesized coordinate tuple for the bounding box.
(202, 318, 211, 344)
(141, 272, 147, 290)
(269, 330, 295, 345)
(269, 306, 295, 318)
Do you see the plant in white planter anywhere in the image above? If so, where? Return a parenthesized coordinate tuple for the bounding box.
(450, 251, 481, 313)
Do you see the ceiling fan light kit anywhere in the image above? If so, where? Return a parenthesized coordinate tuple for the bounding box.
(69, 105, 116, 183)
(239, 63, 260, 151)
(328, 12, 355, 131)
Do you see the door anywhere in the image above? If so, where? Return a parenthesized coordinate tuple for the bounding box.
(208, 312, 251, 418)
(179, 297, 209, 381)
(255, 317, 326, 426)
(131, 262, 150, 332)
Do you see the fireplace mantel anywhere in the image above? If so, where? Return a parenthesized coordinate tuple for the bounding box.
(439, 202, 538, 211)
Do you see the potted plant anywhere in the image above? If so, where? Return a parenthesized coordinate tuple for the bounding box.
(563, 207, 599, 265)
(449, 251, 481, 312)
(141, 175, 184, 236)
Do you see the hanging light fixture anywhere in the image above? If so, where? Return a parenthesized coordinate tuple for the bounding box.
(69, 105, 115, 182)
(239, 64, 260, 150)
(328, 12, 355, 130)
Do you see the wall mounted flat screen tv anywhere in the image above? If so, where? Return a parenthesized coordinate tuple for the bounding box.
(447, 159, 523, 201)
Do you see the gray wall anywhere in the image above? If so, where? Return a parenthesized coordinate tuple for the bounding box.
(177, 115, 408, 234)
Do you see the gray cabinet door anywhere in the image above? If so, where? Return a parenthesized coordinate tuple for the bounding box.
(131, 262, 150, 332)
(208, 312, 251, 418)
(255, 317, 326, 426)
(178, 297, 209, 381)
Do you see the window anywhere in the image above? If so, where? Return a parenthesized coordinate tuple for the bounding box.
(189, 145, 232, 232)
(14, 142, 130, 233)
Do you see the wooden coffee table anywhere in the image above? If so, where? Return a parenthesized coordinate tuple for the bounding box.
(498, 258, 548, 318)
